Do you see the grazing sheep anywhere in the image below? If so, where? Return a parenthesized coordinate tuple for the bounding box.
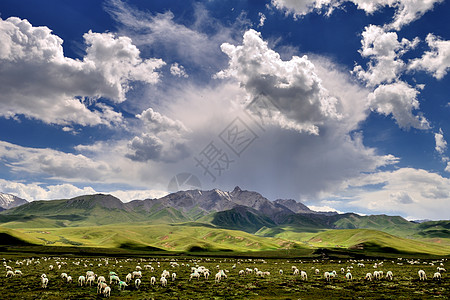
(386, 271, 393, 281)
(98, 276, 106, 284)
(97, 282, 108, 294)
(373, 271, 381, 280)
(125, 273, 132, 283)
(150, 276, 156, 285)
(293, 268, 300, 276)
(160, 276, 167, 287)
(109, 275, 120, 285)
(190, 271, 200, 281)
(6, 270, 14, 277)
(135, 278, 141, 289)
(118, 281, 128, 290)
(204, 270, 210, 280)
(132, 270, 142, 279)
(315, 269, 320, 275)
(300, 271, 308, 281)
(86, 275, 96, 286)
(215, 271, 222, 283)
(61, 272, 68, 280)
(67, 276, 72, 283)
(437, 267, 446, 273)
(86, 271, 95, 278)
(49, 265, 54, 271)
(41, 276, 49, 288)
(324, 272, 332, 282)
(279, 269, 283, 275)
(433, 272, 442, 281)
(418, 270, 427, 281)
(14, 270, 22, 276)
(78, 275, 86, 286)
(161, 270, 170, 278)
(365, 273, 373, 281)
(345, 272, 352, 281)
(103, 286, 111, 297)
(172, 272, 177, 281)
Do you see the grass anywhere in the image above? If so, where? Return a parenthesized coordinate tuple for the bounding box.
(0, 254, 448, 299)
(1, 223, 301, 252)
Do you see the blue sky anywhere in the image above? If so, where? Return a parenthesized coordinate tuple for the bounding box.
(0, 0, 450, 220)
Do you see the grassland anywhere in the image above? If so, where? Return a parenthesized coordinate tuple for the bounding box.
(0, 254, 448, 299)
(2, 223, 450, 258)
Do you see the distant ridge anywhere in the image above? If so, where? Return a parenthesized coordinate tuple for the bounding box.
(1, 187, 449, 239)
(0, 192, 28, 210)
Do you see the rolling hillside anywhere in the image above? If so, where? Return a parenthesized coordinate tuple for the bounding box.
(0, 189, 449, 255)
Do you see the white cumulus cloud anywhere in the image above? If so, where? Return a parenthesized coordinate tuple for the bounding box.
(368, 81, 429, 130)
(0, 16, 164, 126)
(271, 0, 444, 30)
(409, 34, 450, 80)
(216, 29, 342, 135)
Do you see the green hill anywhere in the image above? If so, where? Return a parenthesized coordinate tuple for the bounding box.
(3, 223, 299, 252)
(201, 206, 277, 233)
(306, 229, 450, 255)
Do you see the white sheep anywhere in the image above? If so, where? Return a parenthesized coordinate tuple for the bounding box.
(150, 276, 156, 285)
(161, 270, 170, 278)
(437, 267, 446, 273)
(103, 286, 111, 297)
(160, 276, 167, 287)
(78, 275, 86, 286)
(345, 272, 352, 281)
(279, 269, 283, 275)
(172, 272, 177, 281)
(135, 278, 141, 289)
(204, 270, 210, 280)
(132, 270, 142, 279)
(86, 275, 96, 286)
(86, 271, 95, 277)
(300, 271, 308, 281)
(315, 268, 320, 275)
(125, 273, 132, 283)
(97, 282, 108, 294)
(433, 272, 441, 281)
(293, 268, 299, 276)
(365, 273, 373, 281)
(118, 280, 128, 290)
(215, 271, 222, 283)
(41, 276, 49, 288)
(190, 271, 200, 281)
(373, 271, 381, 280)
(14, 270, 22, 276)
(418, 270, 427, 281)
(324, 272, 332, 282)
(67, 276, 72, 283)
(109, 275, 120, 285)
(97, 276, 106, 283)
(386, 271, 393, 281)
(6, 270, 14, 277)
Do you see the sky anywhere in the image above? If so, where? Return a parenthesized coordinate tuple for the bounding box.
(0, 0, 449, 220)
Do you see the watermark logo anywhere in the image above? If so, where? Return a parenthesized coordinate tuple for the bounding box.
(167, 172, 202, 192)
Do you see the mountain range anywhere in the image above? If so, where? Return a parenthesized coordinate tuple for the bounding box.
(0, 187, 448, 242)
(0, 192, 28, 210)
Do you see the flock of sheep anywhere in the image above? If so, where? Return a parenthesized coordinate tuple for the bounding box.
(3, 256, 447, 298)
